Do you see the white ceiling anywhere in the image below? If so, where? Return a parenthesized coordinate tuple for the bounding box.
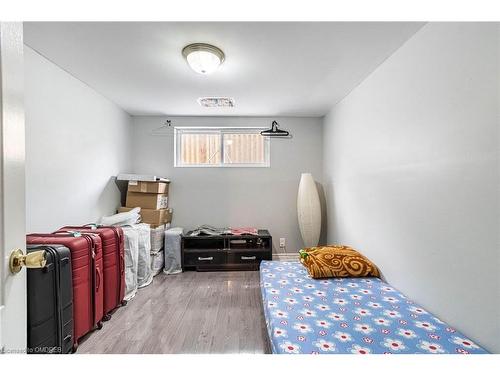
(24, 22, 424, 117)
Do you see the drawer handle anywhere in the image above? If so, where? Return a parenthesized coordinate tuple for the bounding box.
(198, 256, 214, 261)
(241, 255, 256, 260)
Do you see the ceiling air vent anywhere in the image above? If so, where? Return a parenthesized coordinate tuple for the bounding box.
(198, 97, 235, 108)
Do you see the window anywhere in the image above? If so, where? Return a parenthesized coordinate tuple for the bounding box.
(174, 127, 270, 167)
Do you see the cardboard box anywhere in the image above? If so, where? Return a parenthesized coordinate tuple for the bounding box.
(126, 192, 168, 210)
(128, 180, 169, 194)
(119, 207, 173, 226)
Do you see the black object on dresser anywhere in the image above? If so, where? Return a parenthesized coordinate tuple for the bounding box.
(181, 230, 272, 271)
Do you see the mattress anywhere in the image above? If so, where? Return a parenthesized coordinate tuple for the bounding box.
(260, 260, 487, 354)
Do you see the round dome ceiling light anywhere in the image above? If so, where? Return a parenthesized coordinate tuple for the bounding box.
(182, 43, 225, 75)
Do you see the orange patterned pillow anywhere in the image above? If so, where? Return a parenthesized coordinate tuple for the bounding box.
(299, 245, 380, 279)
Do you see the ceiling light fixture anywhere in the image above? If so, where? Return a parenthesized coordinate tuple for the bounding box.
(182, 43, 225, 75)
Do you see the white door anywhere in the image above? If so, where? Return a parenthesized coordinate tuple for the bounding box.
(0, 22, 26, 353)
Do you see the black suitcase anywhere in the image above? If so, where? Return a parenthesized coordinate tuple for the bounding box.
(27, 245, 73, 354)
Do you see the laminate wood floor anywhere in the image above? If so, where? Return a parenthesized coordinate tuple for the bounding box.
(77, 270, 271, 354)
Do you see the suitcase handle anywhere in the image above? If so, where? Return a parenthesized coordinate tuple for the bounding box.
(28, 233, 80, 237)
(96, 267, 101, 292)
(120, 254, 125, 274)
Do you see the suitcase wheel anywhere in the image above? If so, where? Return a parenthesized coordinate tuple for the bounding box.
(72, 343, 78, 353)
(96, 321, 104, 330)
(121, 300, 128, 306)
(103, 314, 112, 322)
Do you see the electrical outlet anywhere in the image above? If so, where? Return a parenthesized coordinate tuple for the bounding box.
(279, 238, 286, 248)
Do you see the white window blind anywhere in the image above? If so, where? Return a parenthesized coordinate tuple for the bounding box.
(174, 127, 270, 167)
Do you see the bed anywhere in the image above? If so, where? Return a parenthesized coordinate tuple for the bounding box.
(260, 260, 487, 354)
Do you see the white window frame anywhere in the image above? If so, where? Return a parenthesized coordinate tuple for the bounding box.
(174, 127, 271, 168)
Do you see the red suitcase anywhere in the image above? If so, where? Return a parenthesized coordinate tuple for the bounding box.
(26, 232, 104, 350)
(58, 225, 125, 319)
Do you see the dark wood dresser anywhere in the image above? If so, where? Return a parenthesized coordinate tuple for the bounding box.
(181, 230, 272, 271)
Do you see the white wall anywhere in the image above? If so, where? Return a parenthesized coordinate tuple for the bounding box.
(323, 23, 499, 352)
(131, 116, 324, 253)
(25, 47, 133, 232)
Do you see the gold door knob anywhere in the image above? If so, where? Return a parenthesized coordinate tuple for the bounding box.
(9, 249, 47, 274)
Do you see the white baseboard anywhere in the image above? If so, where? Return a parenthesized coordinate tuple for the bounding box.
(272, 252, 298, 261)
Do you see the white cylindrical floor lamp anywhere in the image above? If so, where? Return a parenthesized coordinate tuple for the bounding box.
(297, 173, 321, 247)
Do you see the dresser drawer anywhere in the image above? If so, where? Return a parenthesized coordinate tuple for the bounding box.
(227, 250, 270, 265)
(183, 250, 226, 267)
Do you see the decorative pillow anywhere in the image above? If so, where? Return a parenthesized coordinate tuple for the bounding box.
(299, 245, 380, 279)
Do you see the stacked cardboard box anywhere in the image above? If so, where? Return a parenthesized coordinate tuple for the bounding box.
(117, 177, 171, 278)
(119, 180, 173, 226)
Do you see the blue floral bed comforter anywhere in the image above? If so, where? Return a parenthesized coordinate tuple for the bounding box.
(260, 260, 487, 354)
